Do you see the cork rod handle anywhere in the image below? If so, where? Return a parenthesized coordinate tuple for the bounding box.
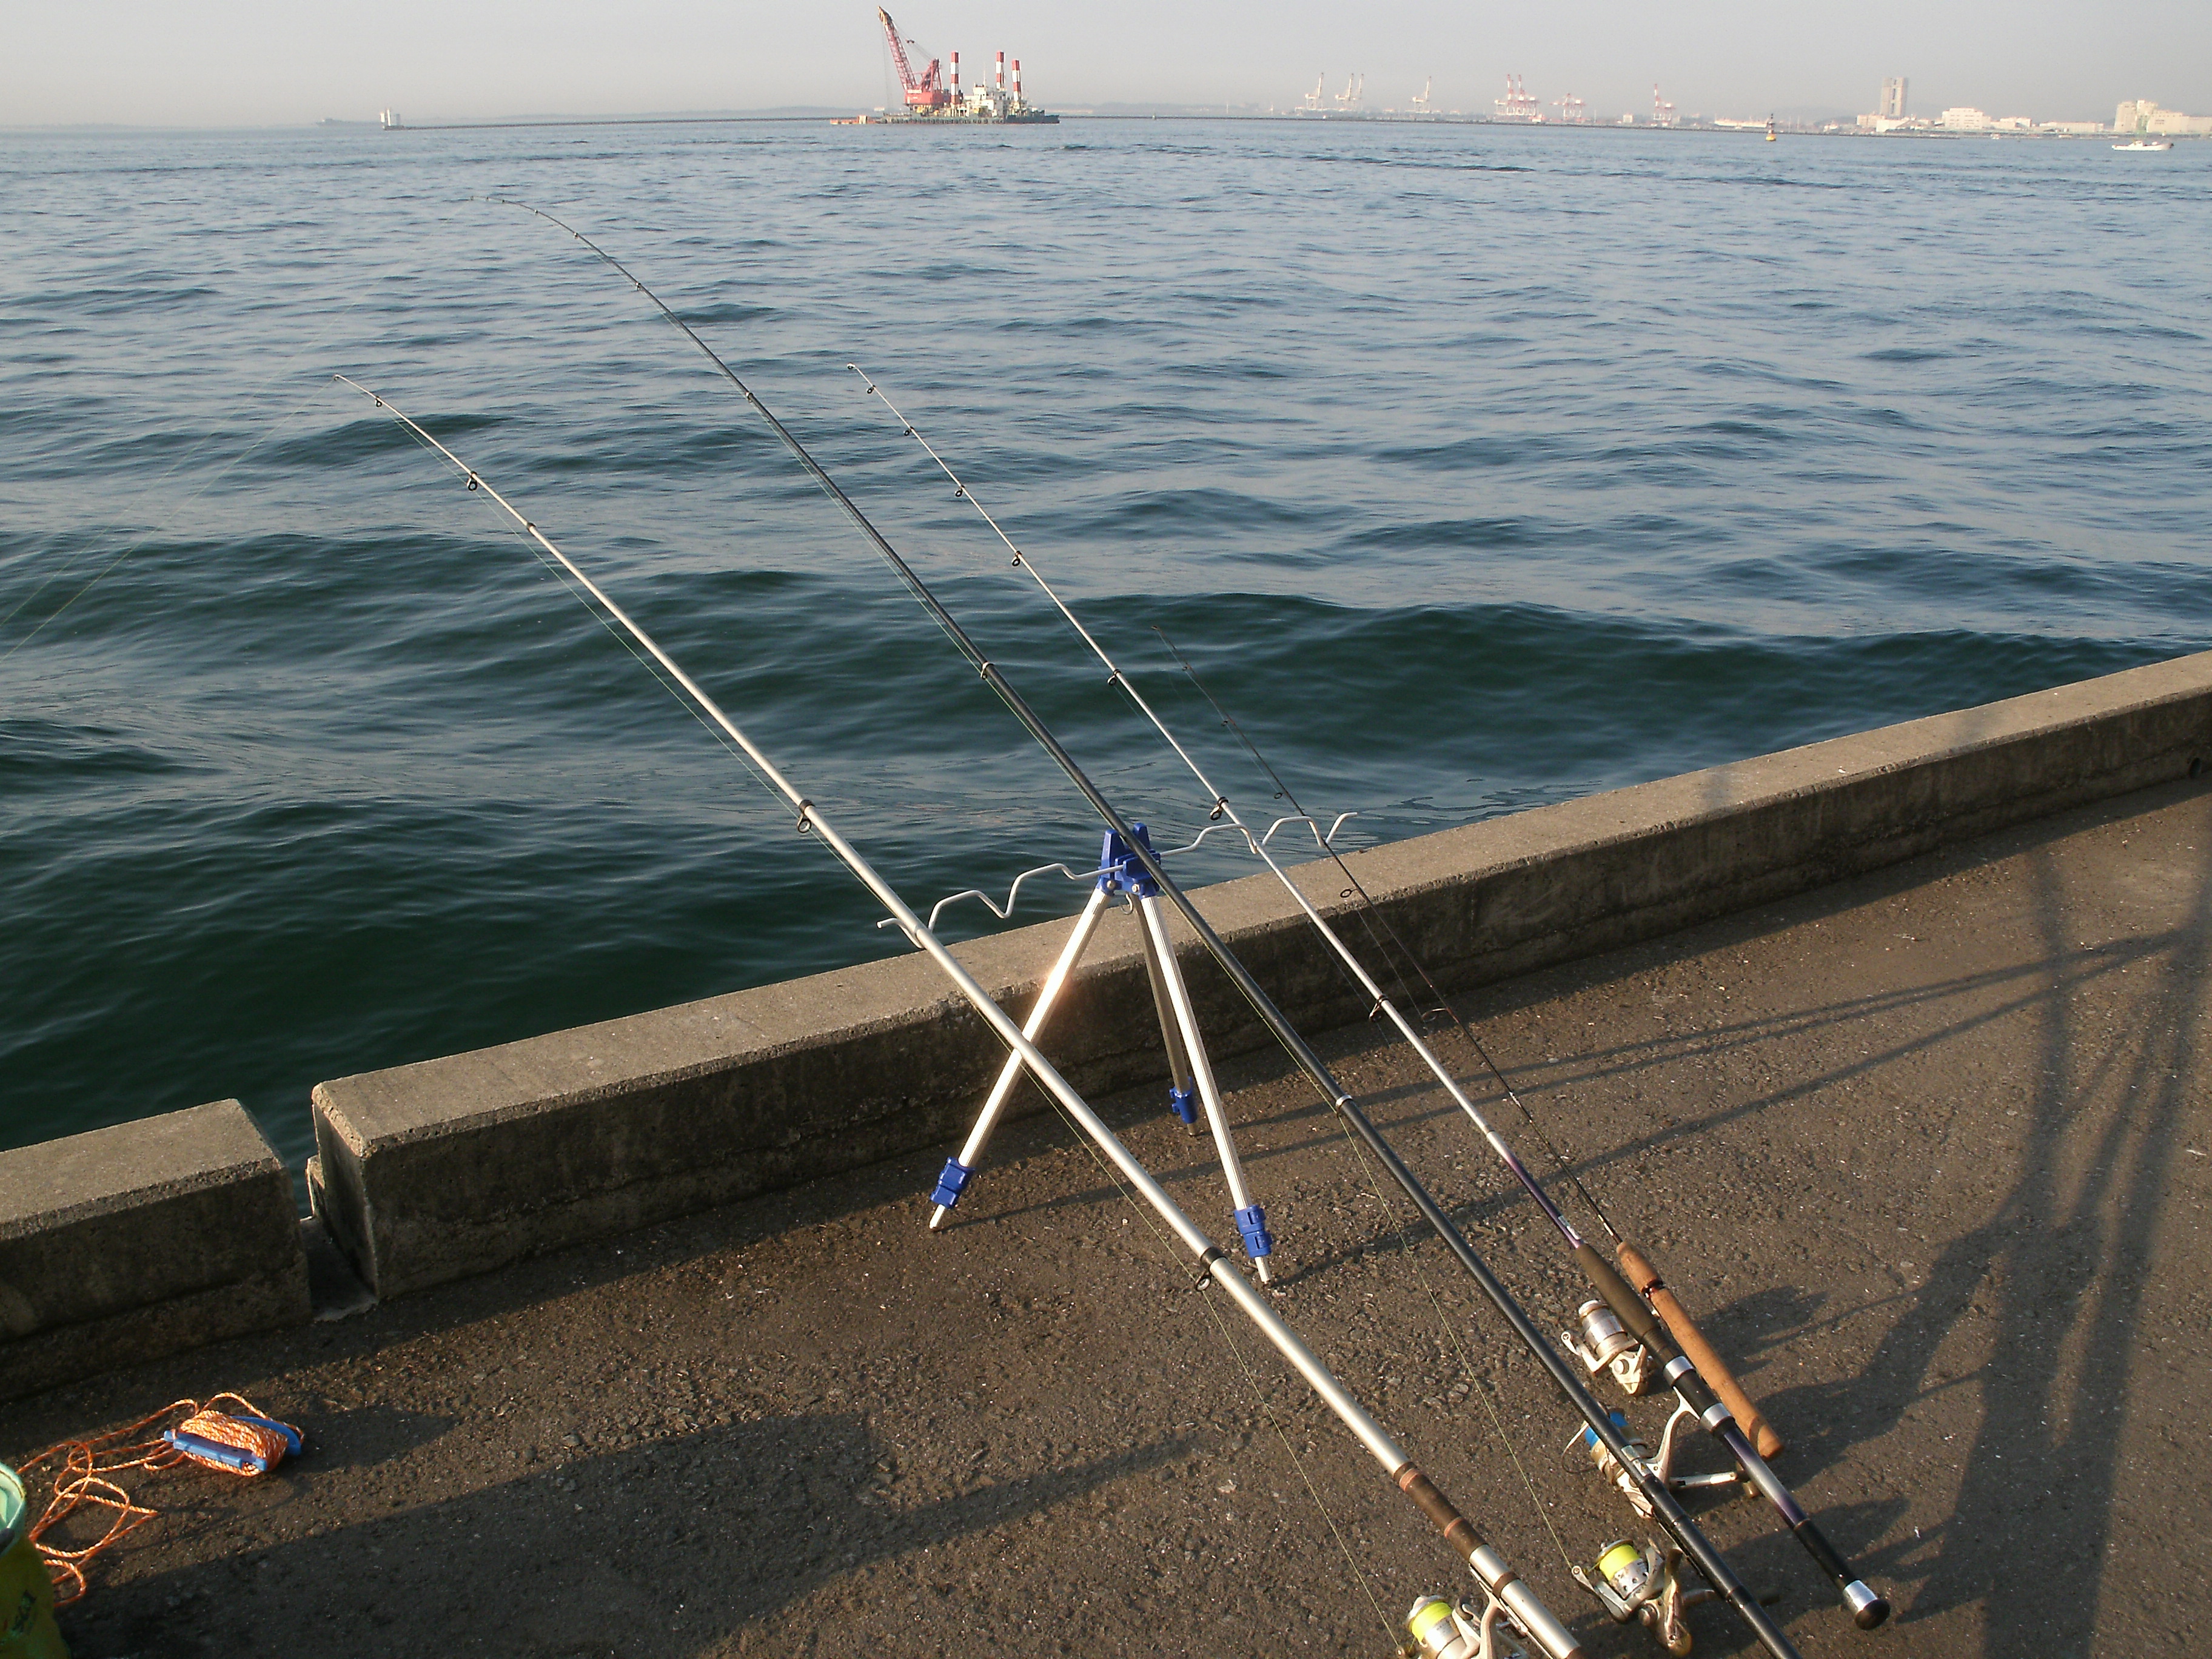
(1617, 1241, 1785, 1460)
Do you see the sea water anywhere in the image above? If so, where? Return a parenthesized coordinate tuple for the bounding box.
(2, 120, 2207, 1174)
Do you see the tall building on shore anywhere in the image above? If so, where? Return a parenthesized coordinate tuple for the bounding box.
(2116, 98, 2212, 135)
(1880, 77, 1908, 120)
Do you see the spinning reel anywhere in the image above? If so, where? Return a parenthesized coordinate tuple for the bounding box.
(1561, 1299, 1654, 1396)
(1567, 1408, 1748, 1519)
(1401, 1592, 1529, 1659)
(1572, 1538, 1707, 1657)
(1561, 1303, 1752, 1504)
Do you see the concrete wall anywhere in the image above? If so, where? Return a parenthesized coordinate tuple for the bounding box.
(0, 1102, 310, 1401)
(310, 649, 2212, 1301)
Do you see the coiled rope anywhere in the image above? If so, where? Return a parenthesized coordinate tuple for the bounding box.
(16, 1393, 301, 1603)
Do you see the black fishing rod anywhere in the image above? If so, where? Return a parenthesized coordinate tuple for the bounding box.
(487, 199, 1881, 1651)
(815, 367, 1879, 1631)
(848, 366, 1788, 1464)
(342, 375, 1589, 1659)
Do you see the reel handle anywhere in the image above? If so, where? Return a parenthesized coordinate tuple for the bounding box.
(1617, 1241, 1785, 1460)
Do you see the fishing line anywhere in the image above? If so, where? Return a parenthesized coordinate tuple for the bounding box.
(346, 375, 1582, 1658)
(1, 292, 368, 662)
(1321, 1091, 1577, 1572)
(484, 202, 1875, 1649)
(1154, 626, 1621, 1243)
(1021, 1061, 1399, 1644)
(360, 380, 775, 795)
(341, 376, 809, 843)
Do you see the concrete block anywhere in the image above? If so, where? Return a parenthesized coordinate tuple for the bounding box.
(310, 908, 1172, 1299)
(312, 649, 2212, 1300)
(0, 1101, 311, 1400)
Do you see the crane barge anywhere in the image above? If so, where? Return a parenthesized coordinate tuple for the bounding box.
(839, 7, 1058, 124)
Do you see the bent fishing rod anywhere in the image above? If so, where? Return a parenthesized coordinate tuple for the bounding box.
(340, 374, 1588, 1659)
(483, 200, 1842, 1656)
(846, 364, 1786, 1465)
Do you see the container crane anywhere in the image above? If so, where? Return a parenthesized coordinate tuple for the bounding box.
(1495, 74, 1541, 121)
(876, 7, 950, 110)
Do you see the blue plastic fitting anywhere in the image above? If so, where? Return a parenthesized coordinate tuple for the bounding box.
(1167, 1084, 1198, 1125)
(1577, 1409, 1632, 1451)
(1234, 1204, 1275, 1259)
(931, 1159, 975, 1209)
(163, 1428, 269, 1475)
(235, 1414, 304, 1456)
(1098, 823, 1161, 899)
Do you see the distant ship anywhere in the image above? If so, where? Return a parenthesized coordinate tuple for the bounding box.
(846, 8, 1058, 126)
(2112, 138, 2173, 152)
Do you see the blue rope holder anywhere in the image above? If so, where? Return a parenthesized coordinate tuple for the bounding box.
(931, 1158, 975, 1209)
(1235, 1204, 1275, 1260)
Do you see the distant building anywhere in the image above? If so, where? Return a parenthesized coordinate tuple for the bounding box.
(2116, 99, 2212, 136)
(1941, 107, 1991, 130)
(1860, 76, 1911, 130)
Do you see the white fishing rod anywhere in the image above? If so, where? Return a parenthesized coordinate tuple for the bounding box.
(846, 366, 1792, 1461)
(337, 373, 1587, 1659)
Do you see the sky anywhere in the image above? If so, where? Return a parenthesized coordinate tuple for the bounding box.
(2, 1, 2204, 128)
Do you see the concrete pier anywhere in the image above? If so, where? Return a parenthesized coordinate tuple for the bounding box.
(0, 1101, 308, 1401)
(10, 770, 2206, 1657)
(308, 648, 2211, 1301)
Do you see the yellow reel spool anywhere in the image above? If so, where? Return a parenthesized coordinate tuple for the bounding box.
(1597, 1540, 1645, 1587)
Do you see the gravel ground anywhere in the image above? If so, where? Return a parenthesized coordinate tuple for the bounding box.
(12, 778, 2209, 1659)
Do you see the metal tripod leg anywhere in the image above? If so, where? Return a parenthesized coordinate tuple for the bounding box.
(1133, 886, 1202, 1134)
(1137, 894, 1275, 1284)
(928, 884, 1111, 1228)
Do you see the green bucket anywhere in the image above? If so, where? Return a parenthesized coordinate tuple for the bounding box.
(0, 1465, 68, 1659)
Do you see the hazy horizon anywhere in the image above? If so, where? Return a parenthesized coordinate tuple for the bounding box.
(5, 2, 2205, 130)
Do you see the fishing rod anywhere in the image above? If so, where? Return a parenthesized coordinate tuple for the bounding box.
(833, 362, 1886, 1624)
(339, 374, 1588, 1659)
(845, 364, 1786, 1465)
(480, 200, 1838, 1657)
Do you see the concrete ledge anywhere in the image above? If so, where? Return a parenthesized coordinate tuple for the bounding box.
(312, 649, 2212, 1299)
(0, 1102, 311, 1401)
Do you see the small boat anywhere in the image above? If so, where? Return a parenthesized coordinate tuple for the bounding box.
(2112, 138, 2173, 152)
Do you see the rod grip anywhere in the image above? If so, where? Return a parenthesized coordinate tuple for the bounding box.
(1395, 1464, 1482, 1562)
(1618, 1241, 1785, 1460)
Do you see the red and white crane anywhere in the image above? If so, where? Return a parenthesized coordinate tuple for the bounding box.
(876, 7, 950, 110)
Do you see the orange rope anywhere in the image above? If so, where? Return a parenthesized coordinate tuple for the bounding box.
(15, 1392, 300, 1604)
